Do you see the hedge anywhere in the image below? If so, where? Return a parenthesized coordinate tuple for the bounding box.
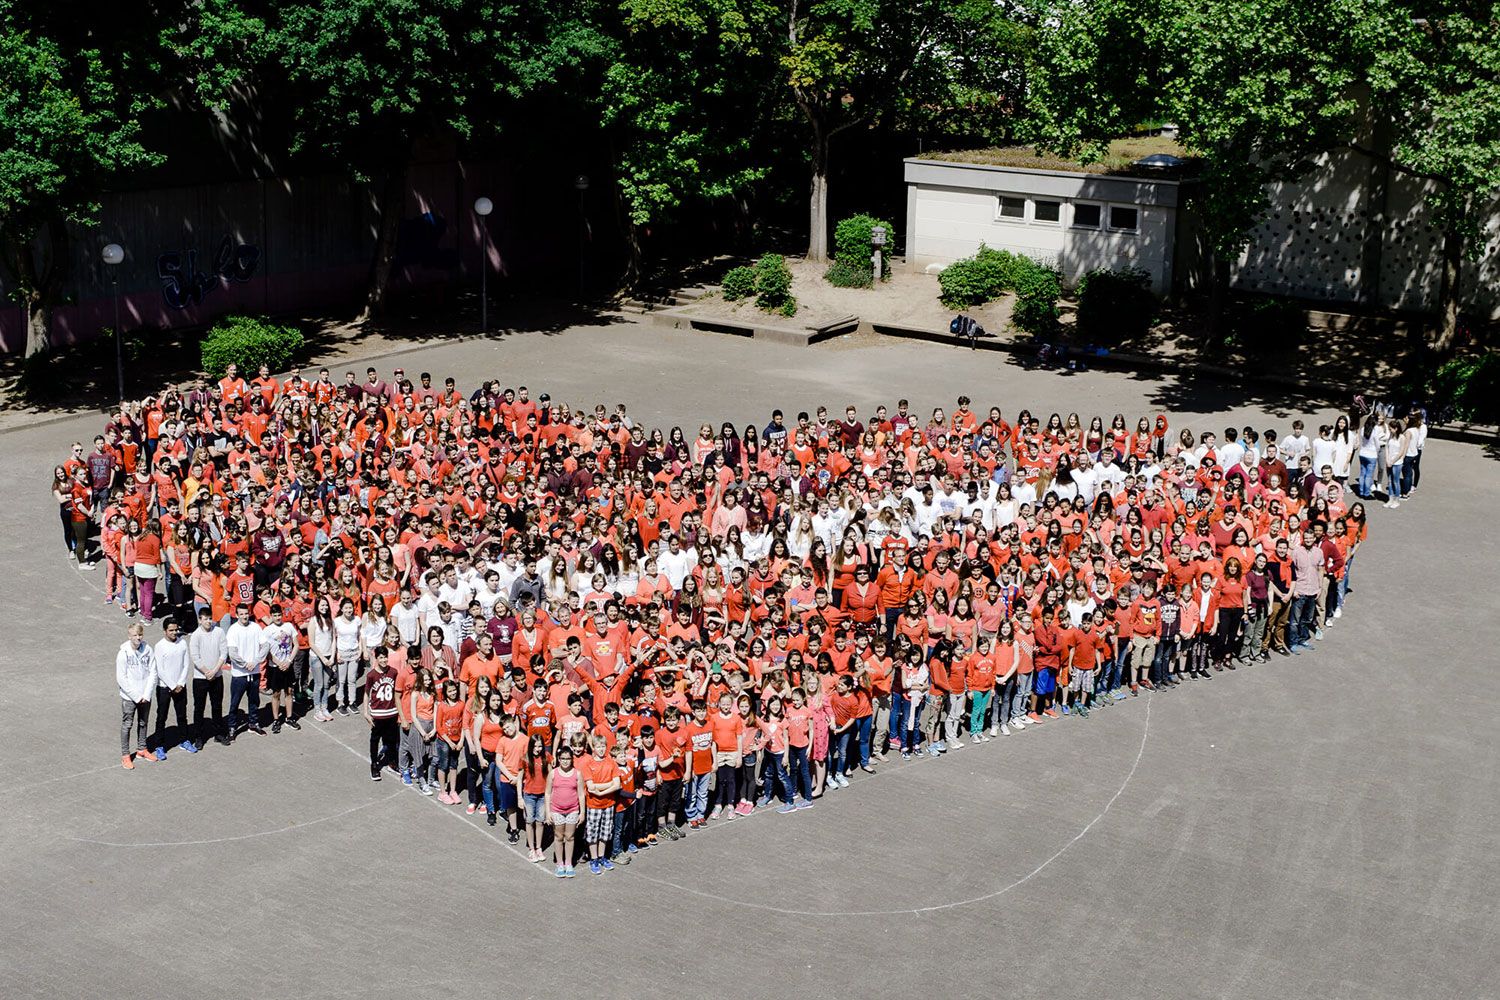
(753, 253, 797, 317)
(831, 213, 893, 283)
(201, 315, 306, 379)
(937, 244, 1060, 335)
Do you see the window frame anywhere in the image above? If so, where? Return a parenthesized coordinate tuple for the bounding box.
(1032, 199, 1062, 225)
(1107, 204, 1140, 234)
(995, 194, 1027, 222)
(1070, 201, 1103, 230)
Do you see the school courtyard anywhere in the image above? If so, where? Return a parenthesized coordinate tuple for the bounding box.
(1, 318, 1495, 1000)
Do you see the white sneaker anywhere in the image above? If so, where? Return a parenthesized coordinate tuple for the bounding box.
(1000, 724, 1011, 736)
(709, 805, 723, 820)
(987, 726, 998, 737)
(950, 739, 964, 749)
(837, 775, 850, 788)
(1333, 608, 1342, 619)
(1387, 500, 1400, 508)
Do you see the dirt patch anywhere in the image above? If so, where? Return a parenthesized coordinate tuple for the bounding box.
(681, 256, 1015, 334)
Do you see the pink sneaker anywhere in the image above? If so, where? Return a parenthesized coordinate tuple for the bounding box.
(465, 803, 476, 815)
(736, 802, 754, 816)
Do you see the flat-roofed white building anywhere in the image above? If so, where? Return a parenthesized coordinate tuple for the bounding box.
(903, 150, 1192, 295)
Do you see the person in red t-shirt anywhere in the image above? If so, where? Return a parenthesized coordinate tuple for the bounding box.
(653, 707, 688, 837)
(681, 700, 715, 827)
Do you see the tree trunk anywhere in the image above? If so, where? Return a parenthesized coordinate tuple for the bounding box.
(24, 289, 52, 357)
(5, 220, 66, 356)
(1433, 223, 1463, 353)
(360, 155, 412, 324)
(1206, 254, 1231, 350)
(807, 128, 831, 261)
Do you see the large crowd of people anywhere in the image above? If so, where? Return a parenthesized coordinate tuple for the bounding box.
(62, 360, 1423, 877)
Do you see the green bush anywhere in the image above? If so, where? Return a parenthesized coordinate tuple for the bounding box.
(832, 213, 894, 281)
(937, 243, 1025, 308)
(1010, 265, 1063, 336)
(200, 315, 306, 379)
(753, 253, 796, 316)
(1075, 267, 1157, 340)
(937, 244, 1060, 335)
(721, 265, 757, 301)
(1429, 351, 1500, 424)
(824, 260, 874, 288)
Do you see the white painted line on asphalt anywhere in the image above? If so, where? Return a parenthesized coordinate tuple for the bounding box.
(627, 693, 1155, 917)
(64, 790, 404, 847)
(305, 718, 551, 877)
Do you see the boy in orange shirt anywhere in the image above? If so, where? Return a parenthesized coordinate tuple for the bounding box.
(682, 700, 715, 828)
(580, 734, 622, 874)
(653, 707, 688, 839)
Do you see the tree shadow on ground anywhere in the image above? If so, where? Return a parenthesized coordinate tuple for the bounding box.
(0, 293, 628, 418)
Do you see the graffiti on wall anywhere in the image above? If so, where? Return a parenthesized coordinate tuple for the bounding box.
(157, 234, 261, 310)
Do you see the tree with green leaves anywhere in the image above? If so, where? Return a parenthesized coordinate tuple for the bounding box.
(1026, 0, 1500, 349)
(0, 1, 168, 356)
(187, 0, 599, 322)
(627, 0, 1029, 261)
(1362, 4, 1500, 350)
(1024, 0, 1367, 340)
(599, 1, 783, 284)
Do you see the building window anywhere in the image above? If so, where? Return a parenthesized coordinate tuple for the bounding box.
(997, 195, 1026, 220)
(1072, 202, 1102, 229)
(1033, 200, 1061, 224)
(1109, 205, 1139, 232)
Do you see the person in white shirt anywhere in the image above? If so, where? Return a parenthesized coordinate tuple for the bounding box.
(224, 604, 267, 739)
(390, 587, 423, 647)
(488, 551, 523, 606)
(1356, 414, 1387, 499)
(1218, 428, 1246, 474)
(262, 604, 301, 734)
(1279, 420, 1312, 468)
(1402, 410, 1427, 497)
(436, 566, 474, 614)
(189, 607, 229, 744)
(149, 619, 197, 759)
(1382, 418, 1409, 508)
(658, 533, 697, 591)
(117, 622, 157, 768)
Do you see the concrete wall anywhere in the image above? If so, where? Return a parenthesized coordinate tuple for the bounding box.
(1232, 148, 1500, 319)
(0, 156, 573, 354)
(903, 159, 1181, 293)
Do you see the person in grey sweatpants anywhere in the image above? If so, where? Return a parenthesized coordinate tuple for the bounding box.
(116, 622, 156, 766)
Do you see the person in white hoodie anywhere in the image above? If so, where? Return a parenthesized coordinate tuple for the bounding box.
(149, 619, 198, 760)
(117, 622, 157, 769)
(224, 604, 267, 741)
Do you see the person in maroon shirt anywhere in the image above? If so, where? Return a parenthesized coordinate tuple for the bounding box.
(364, 647, 401, 780)
(1031, 611, 1064, 720)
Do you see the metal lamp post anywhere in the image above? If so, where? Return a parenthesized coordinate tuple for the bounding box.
(101, 243, 125, 403)
(574, 174, 589, 300)
(473, 197, 494, 332)
(870, 226, 887, 282)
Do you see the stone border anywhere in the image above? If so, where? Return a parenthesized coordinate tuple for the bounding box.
(647, 308, 859, 347)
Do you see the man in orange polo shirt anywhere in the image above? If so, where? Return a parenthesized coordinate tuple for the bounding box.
(875, 545, 917, 641)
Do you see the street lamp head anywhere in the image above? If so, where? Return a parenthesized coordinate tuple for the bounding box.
(473, 197, 493, 217)
(870, 227, 887, 246)
(574, 175, 590, 191)
(101, 243, 125, 266)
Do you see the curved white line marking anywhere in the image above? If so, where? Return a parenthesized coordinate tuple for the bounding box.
(65, 790, 403, 847)
(631, 694, 1154, 917)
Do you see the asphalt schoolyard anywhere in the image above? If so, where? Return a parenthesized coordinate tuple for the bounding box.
(2, 320, 1496, 1000)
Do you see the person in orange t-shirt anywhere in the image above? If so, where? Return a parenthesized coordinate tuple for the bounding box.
(680, 700, 715, 827)
(579, 735, 622, 870)
(706, 692, 745, 820)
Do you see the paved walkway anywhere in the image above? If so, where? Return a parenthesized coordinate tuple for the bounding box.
(3, 320, 1496, 1000)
